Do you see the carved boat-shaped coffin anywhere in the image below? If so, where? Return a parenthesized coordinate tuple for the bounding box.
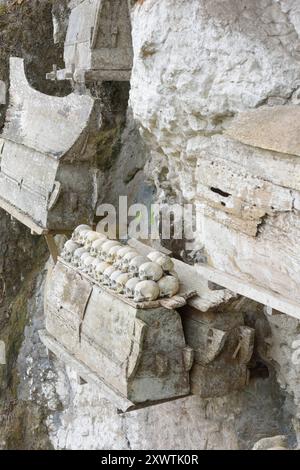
(48, 0, 133, 83)
(0, 58, 98, 234)
(40, 259, 192, 411)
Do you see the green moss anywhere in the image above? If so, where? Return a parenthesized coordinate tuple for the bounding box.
(0, 238, 46, 395)
(0, 237, 51, 449)
(95, 123, 124, 172)
(0, 5, 7, 16)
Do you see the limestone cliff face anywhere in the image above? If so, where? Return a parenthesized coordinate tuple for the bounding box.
(0, 0, 63, 449)
(129, 0, 300, 302)
(0, 0, 300, 450)
(0, 0, 147, 449)
(128, 0, 300, 447)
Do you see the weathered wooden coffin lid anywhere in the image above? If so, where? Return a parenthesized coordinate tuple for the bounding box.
(43, 260, 140, 411)
(0, 57, 95, 234)
(225, 105, 300, 157)
(62, 0, 133, 81)
(3, 58, 94, 159)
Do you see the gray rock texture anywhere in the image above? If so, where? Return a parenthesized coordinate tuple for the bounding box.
(0, 0, 300, 451)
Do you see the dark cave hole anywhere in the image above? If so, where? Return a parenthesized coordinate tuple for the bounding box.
(249, 360, 270, 380)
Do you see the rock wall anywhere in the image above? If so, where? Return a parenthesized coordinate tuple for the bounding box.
(0, 0, 148, 449)
(0, 0, 63, 449)
(0, 0, 300, 450)
(130, 0, 300, 304)
(128, 0, 300, 447)
(16, 282, 297, 450)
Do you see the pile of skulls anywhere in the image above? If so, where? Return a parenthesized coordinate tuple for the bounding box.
(61, 225, 180, 303)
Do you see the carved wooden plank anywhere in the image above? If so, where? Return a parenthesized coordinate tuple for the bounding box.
(226, 105, 300, 157)
(43, 260, 191, 407)
(196, 264, 300, 320)
(52, 0, 133, 83)
(44, 234, 59, 263)
(39, 329, 134, 412)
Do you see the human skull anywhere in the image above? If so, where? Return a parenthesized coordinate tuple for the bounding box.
(147, 251, 174, 272)
(72, 225, 92, 243)
(115, 273, 134, 294)
(73, 247, 89, 267)
(79, 252, 91, 270)
(84, 231, 106, 251)
(120, 251, 139, 273)
(139, 262, 163, 281)
(103, 265, 117, 285)
(78, 229, 93, 246)
(124, 277, 140, 298)
(90, 258, 99, 277)
(158, 275, 180, 298)
(61, 240, 80, 263)
(134, 280, 160, 302)
(90, 237, 108, 257)
(115, 246, 137, 269)
(101, 241, 121, 261)
(109, 270, 123, 290)
(129, 256, 149, 276)
(107, 244, 124, 263)
(94, 261, 111, 282)
(82, 255, 95, 275)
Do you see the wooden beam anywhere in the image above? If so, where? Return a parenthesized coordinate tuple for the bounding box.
(128, 238, 300, 319)
(127, 239, 236, 311)
(44, 234, 59, 264)
(196, 265, 300, 320)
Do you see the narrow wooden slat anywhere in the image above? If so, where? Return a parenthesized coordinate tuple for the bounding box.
(196, 265, 300, 320)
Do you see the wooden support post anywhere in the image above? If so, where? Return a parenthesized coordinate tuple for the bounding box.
(44, 234, 59, 264)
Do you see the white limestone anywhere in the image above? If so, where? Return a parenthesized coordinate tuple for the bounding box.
(129, 0, 300, 307)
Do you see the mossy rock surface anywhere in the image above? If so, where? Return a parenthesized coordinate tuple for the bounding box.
(0, 0, 66, 450)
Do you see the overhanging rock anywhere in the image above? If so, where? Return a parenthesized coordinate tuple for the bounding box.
(47, 0, 133, 84)
(0, 57, 99, 234)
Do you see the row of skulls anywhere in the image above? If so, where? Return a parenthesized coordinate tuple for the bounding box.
(61, 225, 180, 302)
